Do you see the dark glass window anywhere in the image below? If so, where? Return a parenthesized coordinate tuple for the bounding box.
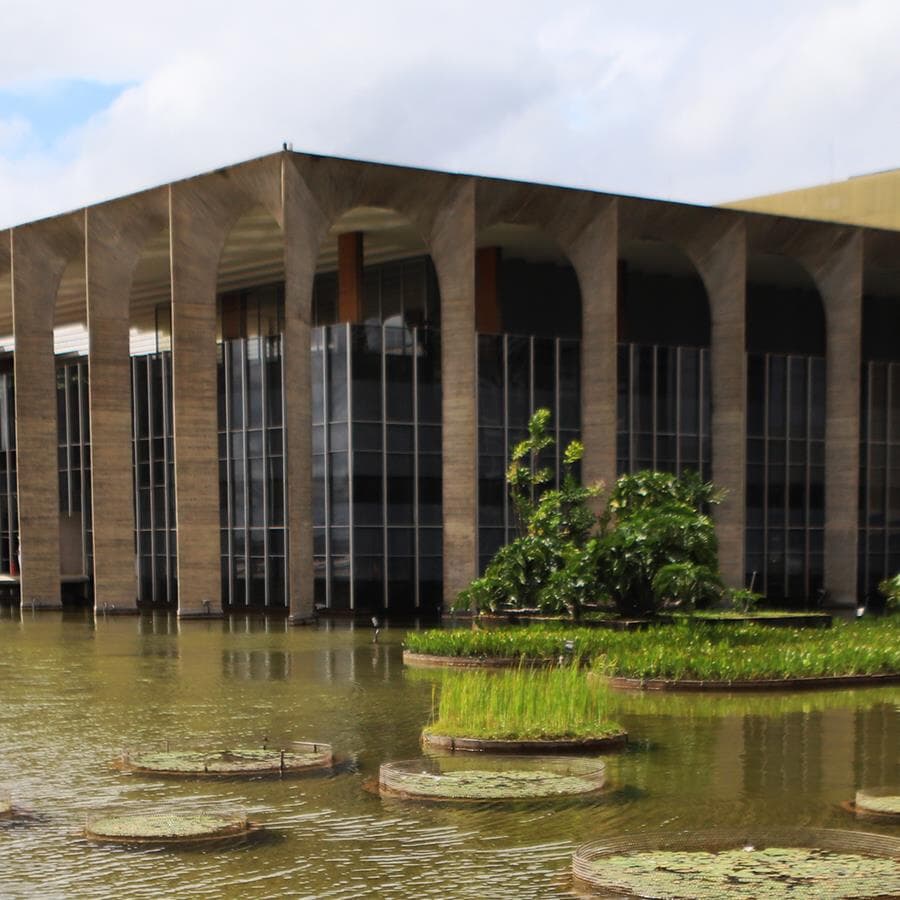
(132, 353, 176, 607)
(616, 343, 711, 479)
(477, 334, 581, 570)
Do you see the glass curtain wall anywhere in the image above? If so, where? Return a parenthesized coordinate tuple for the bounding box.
(132, 351, 177, 608)
(312, 323, 442, 613)
(616, 259, 712, 479)
(859, 360, 900, 599)
(477, 334, 580, 571)
(745, 354, 826, 601)
(745, 271, 826, 605)
(0, 369, 16, 576)
(56, 360, 92, 580)
(217, 285, 287, 610)
(616, 344, 711, 477)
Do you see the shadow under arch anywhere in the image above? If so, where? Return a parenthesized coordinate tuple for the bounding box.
(309, 205, 442, 616)
(858, 253, 900, 603)
(745, 253, 827, 605)
(617, 237, 712, 480)
(473, 222, 582, 572)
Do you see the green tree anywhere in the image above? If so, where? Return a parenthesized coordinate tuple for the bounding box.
(455, 409, 601, 618)
(596, 470, 724, 618)
(878, 573, 900, 614)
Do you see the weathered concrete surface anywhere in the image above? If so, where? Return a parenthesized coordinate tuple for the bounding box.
(86, 192, 167, 613)
(11, 217, 83, 608)
(805, 231, 863, 609)
(282, 156, 326, 622)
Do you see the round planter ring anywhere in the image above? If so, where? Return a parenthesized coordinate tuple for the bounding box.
(421, 731, 628, 753)
(603, 671, 900, 692)
(403, 651, 556, 669)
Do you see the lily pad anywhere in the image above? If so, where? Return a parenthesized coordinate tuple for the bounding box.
(85, 811, 250, 845)
(576, 843, 900, 899)
(379, 756, 605, 801)
(119, 745, 331, 776)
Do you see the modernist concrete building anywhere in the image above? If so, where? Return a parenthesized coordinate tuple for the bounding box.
(0, 150, 898, 619)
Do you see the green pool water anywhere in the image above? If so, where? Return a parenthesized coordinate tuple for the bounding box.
(0, 609, 896, 898)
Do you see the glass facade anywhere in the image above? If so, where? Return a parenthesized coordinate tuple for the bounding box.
(56, 360, 92, 579)
(858, 360, 900, 600)
(217, 285, 287, 610)
(476, 333, 580, 571)
(132, 352, 177, 608)
(745, 354, 825, 602)
(616, 343, 711, 478)
(312, 323, 442, 613)
(0, 370, 16, 576)
(218, 335, 287, 610)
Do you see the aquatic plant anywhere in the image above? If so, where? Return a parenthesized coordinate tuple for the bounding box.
(424, 663, 622, 741)
(581, 847, 900, 899)
(119, 745, 331, 776)
(406, 618, 900, 682)
(880, 572, 900, 613)
(85, 811, 249, 842)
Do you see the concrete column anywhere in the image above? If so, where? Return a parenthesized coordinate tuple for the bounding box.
(282, 157, 325, 623)
(696, 221, 747, 590)
(806, 232, 863, 607)
(434, 181, 478, 607)
(475, 246, 502, 334)
(574, 199, 618, 499)
(85, 202, 157, 613)
(10, 222, 80, 608)
(169, 183, 225, 618)
(337, 232, 364, 324)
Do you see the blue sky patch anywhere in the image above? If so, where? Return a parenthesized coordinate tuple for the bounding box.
(0, 79, 131, 155)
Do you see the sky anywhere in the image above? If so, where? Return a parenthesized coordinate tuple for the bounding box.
(2, 0, 900, 229)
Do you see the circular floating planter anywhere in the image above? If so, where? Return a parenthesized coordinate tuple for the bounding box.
(422, 731, 627, 754)
(115, 741, 333, 777)
(846, 787, 900, 821)
(572, 828, 900, 899)
(83, 809, 258, 847)
(379, 755, 606, 802)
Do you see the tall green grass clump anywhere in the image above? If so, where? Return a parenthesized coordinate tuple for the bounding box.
(424, 664, 622, 741)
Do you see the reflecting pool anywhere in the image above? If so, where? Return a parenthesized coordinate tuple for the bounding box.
(0, 611, 897, 898)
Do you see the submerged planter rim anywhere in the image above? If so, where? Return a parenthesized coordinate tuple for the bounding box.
(841, 800, 900, 822)
(421, 731, 628, 753)
(603, 671, 900, 692)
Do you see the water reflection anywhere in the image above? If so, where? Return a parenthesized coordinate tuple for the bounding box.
(0, 616, 896, 899)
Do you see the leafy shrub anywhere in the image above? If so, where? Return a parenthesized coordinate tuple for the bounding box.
(878, 573, 900, 613)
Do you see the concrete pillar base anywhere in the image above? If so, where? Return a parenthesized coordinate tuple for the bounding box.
(177, 610, 226, 621)
(20, 601, 64, 611)
(94, 607, 141, 617)
(288, 614, 318, 626)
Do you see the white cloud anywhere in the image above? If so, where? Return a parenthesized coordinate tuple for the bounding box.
(2, 0, 900, 227)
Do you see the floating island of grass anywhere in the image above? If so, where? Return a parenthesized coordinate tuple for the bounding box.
(84, 810, 256, 847)
(853, 787, 900, 820)
(379, 755, 605, 801)
(116, 742, 332, 777)
(423, 664, 627, 752)
(0, 792, 11, 818)
(573, 828, 900, 899)
(406, 619, 900, 688)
